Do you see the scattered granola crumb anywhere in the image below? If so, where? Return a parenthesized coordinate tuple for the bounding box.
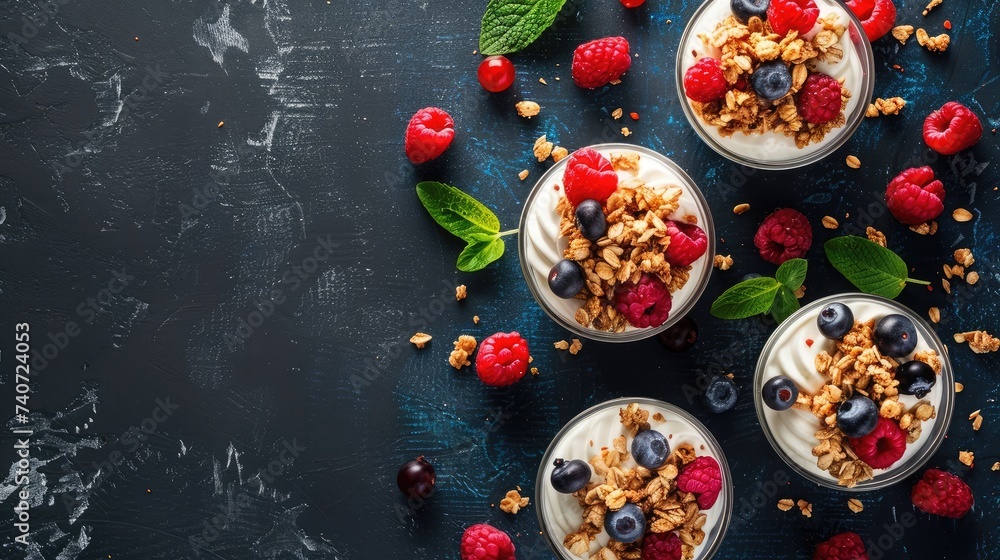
(892, 25, 915, 44)
(777, 498, 795, 511)
(993, 462, 1000, 471)
(519, 169, 530, 181)
(409, 333, 432, 348)
(533, 135, 554, 162)
(866, 97, 907, 117)
(916, 28, 950, 52)
(955, 382, 964, 392)
(845, 155, 861, 169)
(530, 366, 539, 376)
(954, 248, 975, 267)
(652, 412, 665, 422)
(551, 146, 569, 162)
(967, 271, 980, 285)
(448, 335, 477, 369)
(554, 340, 570, 351)
(473, 315, 480, 324)
(909, 221, 938, 235)
(794, 285, 806, 299)
(714, 254, 734, 271)
(959, 450, 974, 468)
(539, 77, 548, 85)
(922, 0, 942, 16)
(822, 215, 839, 229)
(456, 284, 467, 301)
(942, 278, 951, 294)
(515, 100, 541, 118)
(569, 338, 583, 355)
(954, 330, 1000, 353)
(610, 152, 641, 174)
(797, 499, 813, 518)
(499, 489, 530, 514)
(928, 307, 940, 323)
(609, 78, 621, 85)
(620, 127, 632, 137)
(866, 226, 887, 247)
(969, 410, 980, 420)
(612, 107, 623, 120)
(847, 498, 864, 513)
(733, 203, 750, 215)
(952, 208, 973, 222)
(973, 415, 983, 431)
(217, 121, 225, 128)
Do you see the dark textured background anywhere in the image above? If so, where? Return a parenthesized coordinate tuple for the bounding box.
(0, 0, 997, 558)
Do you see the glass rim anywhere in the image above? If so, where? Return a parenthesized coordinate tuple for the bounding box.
(752, 293, 955, 492)
(535, 397, 733, 560)
(674, 0, 876, 170)
(517, 143, 716, 343)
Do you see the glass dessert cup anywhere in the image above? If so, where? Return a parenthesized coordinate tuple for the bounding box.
(518, 144, 715, 343)
(536, 397, 733, 560)
(754, 293, 955, 491)
(675, 0, 875, 169)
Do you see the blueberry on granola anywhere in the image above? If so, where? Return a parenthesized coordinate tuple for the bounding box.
(603, 502, 645, 543)
(631, 429, 670, 469)
(762, 375, 798, 411)
(896, 360, 936, 398)
(836, 395, 878, 439)
(817, 302, 854, 340)
(731, 0, 769, 22)
(702, 376, 738, 414)
(550, 458, 592, 493)
(750, 61, 792, 101)
(548, 259, 586, 299)
(873, 314, 918, 357)
(574, 199, 607, 241)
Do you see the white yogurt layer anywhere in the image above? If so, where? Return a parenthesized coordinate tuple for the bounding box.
(759, 298, 943, 481)
(522, 148, 710, 333)
(680, 0, 866, 161)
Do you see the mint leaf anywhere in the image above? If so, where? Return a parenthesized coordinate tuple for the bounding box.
(824, 236, 927, 298)
(479, 0, 567, 55)
(416, 181, 501, 240)
(770, 285, 800, 323)
(711, 277, 782, 319)
(775, 258, 807, 291)
(457, 233, 505, 272)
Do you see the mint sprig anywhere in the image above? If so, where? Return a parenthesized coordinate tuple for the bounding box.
(824, 236, 929, 298)
(479, 0, 567, 55)
(710, 258, 808, 323)
(416, 181, 516, 272)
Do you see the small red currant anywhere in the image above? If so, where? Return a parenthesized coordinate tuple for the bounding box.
(620, 0, 646, 7)
(477, 55, 515, 93)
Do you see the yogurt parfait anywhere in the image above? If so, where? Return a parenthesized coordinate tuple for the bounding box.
(536, 398, 732, 560)
(676, 0, 874, 169)
(754, 294, 954, 490)
(518, 144, 714, 343)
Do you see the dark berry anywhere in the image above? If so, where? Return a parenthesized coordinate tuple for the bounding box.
(604, 502, 645, 543)
(817, 303, 854, 339)
(477, 55, 515, 93)
(873, 314, 918, 357)
(750, 61, 792, 101)
(574, 199, 607, 241)
(731, 0, 769, 21)
(397, 456, 436, 499)
(836, 395, 878, 438)
(702, 376, 738, 414)
(762, 375, 798, 411)
(631, 430, 670, 469)
(658, 316, 698, 352)
(548, 259, 585, 299)
(550, 458, 592, 494)
(896, 360, 936, 398)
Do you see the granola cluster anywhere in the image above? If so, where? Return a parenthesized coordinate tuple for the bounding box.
(797, 319, 940, 487)
(691, 14, 852, 148)
(556, 153, 694, 332)
(562, 404, 710, 560)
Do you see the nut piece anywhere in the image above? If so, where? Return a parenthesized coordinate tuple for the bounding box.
(993, 462, 1000, 472)
(533, 135, 554, 162)
(515, 100, 541, 118)
(954, 248, 975, 267)
(797, 499, 813, 518)
(866, 226, 887, 247)
(847, 498, 864, 513)
(928, 307, 940, 323)
(922, 0, 942, 16)
(551, 146, 569, 162)
(499, 489, 530, 514)
(620, 127, 632, 137)
(612, 107, 623, 120)
(554, 339, 570, 350)
(733, 203, 750, 215)
(410, 332, 432, 348)
(456, 284, 467, 301)
(569, 338, 583, 355)
(892, 25, 915, 44)
(959, 450, 974, 467)
(714, 254, 734, 270)
(473, 315, 480, 324)
(611, 153, 641, 174)
(822, 215, 839, 229)
(955, 382, 964, 392)
(973, 415, 983, 431)
(518, 169, 530, 181)
(845, 155, 861, 169)
(448, 335, 477, 369)
(777, 498, 795, 511)
(866, 97, 907, 117)
(909, 221, 938, 235)
(954, 330, 1000, 353)
(952, 208, 973, 222)
(967, 271, 980, 285)
(916, 28, 950, 52)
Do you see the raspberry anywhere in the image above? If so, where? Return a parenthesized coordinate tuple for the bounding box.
(664, 221, 708, 267)
(911, 469, 974, 518)
(813, 532, 869, 560)
(683, 58, 728, 103)
(798, 73, 842, 124)
(767, 0, 820, 37)
(475, 332, 530, 387)
(845, 0, 897, 41)
(923, 101, 984, 155)
(885, 166, 945, 225)
(460, 523, 516, 560)
(641, 532, 682, 560)
(404, 107, 455, 164)
(676, 456, 723, 509)
(849, 416, 906, 469)
(614, 273, 673, 329)
(753, 208, 812, 265)
(571, 36, 631, 89)
(562, 148, 619, 207)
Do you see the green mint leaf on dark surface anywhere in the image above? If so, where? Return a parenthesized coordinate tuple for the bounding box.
(710, 277, 782, 319)
(456, 233, 506, 272)
(770, 285, 800, 323)
(824, 236, 929, 298)
(416, 181, 500, 240)
(775, 258, 808, 291)
(479, 0, 567, 55)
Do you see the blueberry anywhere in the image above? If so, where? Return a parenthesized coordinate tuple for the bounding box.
(873, 314, 918, 357)
(658, 316, 698, 352)
(731, 0, 768, 21)
(548, 259, 585, 299)
(603, 502, 645, 543)
(750, 61, 792, 101)
(836, 395, 878, 438)
(761, 375, 798, 411)
(574, 199, 607, 241)
(817, 303, 854, 340)
(702, 376, 738, 414)
(631, 430, 670, 469)
(550, 458, 592, 494)
(896, 360, 936, 398)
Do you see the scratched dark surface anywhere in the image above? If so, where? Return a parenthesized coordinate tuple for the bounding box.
(0, 0, 997, 558)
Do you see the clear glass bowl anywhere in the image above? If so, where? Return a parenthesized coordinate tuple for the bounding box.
(517, 144, 715, 343)
(536, 397, 733, 560)
(675, 0, 875, 169)
(753, 293, 955, 491)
